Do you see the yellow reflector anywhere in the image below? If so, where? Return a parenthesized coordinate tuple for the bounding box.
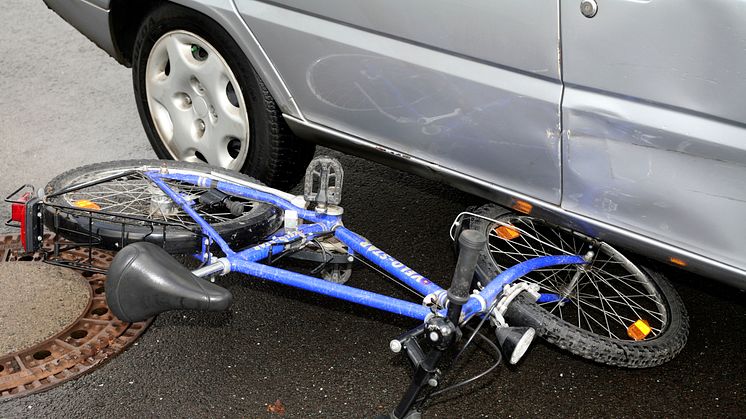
(669, 257, 687, 267)
(512, 200, 533, 214)
(495, 225, 521, 240)
(627, 319, 651, 341)
(73, 199, 101, 211)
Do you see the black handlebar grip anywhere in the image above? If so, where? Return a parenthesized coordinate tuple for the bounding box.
(448, 229, 487, 306)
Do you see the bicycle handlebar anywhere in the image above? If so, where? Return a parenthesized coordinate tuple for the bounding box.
(447, 230, 486, 325)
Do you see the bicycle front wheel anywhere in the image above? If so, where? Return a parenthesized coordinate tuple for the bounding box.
(467, 204, 689, 368)
(44, 160, 282, 253)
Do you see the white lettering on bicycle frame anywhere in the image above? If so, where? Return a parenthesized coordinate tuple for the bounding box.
(252, 231, 305, 251)
(359, 241, 431, 285)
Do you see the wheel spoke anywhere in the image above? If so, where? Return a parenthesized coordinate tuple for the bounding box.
(59, 169, 261, 229)
(164, 34, 197, 82)
(486, 213, 670, 345)
(147, 77, 174, 104)
(197, 136, 233, 168)
(197, 53, 232, 104)
(210, 106, 248, 147)
(168, 107, 199, 154)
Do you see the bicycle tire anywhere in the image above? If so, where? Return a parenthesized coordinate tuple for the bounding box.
(465, 204, 688, 368)
(44, 160, 282, 254)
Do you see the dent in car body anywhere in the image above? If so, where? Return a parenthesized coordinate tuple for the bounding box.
(561, 0, 746, 273)
(562, 88, 746, 272)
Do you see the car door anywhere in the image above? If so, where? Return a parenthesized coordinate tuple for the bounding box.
(561, 0, 746, 270)
(235, 0, 564, 204)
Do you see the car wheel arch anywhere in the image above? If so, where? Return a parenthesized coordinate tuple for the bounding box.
(108, 0, 162, 67)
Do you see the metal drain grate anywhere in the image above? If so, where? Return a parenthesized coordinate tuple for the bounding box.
(0, 234, 152, 400)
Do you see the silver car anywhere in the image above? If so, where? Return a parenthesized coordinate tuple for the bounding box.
(44, 0, 745, 288)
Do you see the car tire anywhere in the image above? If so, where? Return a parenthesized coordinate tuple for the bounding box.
(132, 3, 314, 190)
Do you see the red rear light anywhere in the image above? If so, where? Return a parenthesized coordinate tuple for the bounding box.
(11, 201, 26, 222)
(10, 192, 32, 249)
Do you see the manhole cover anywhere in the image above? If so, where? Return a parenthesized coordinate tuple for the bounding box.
(0, 262, 91, 355)
(0, 234, 152, 400)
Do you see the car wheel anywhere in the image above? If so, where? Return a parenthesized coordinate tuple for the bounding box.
(132, 3, 314, 189)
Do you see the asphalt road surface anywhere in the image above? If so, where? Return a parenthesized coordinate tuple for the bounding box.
(1, 1, 744, 418)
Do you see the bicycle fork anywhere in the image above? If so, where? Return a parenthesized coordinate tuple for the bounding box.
(386, 230, 486, 419)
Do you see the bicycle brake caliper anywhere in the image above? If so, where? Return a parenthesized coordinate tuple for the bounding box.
(304, 156, 344, 213)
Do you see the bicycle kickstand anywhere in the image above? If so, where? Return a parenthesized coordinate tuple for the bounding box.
(384, 230, 486, 419)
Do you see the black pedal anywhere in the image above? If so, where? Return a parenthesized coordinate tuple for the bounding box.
(304, 156, 344, 208)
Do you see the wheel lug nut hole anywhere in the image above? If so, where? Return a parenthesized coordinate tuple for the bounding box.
(227, 137, 241, 159)
(190, 44, 208, 61)
(174, 92, 192, 110)
(225, 82, 239, 108)
(195, 119, 206, 137)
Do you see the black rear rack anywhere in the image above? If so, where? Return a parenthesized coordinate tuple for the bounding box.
(6, 183, 209, 274)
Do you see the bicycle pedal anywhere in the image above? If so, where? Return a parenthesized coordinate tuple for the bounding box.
(304, 156, 344, 208)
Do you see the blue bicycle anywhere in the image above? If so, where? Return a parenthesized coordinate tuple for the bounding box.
(12, 157, 687, 417)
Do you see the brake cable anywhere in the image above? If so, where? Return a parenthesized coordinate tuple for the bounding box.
(415, 295, 503, 406)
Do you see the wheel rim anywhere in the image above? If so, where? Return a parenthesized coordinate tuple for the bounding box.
(486, 215, 669, 341)
(55, 169, 258, 228)
(145, 30, 249, 170)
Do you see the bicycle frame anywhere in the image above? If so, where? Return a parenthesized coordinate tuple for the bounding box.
(146, 170, 585, 323)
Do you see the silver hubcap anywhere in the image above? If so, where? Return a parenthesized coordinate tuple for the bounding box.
(145, 31, 249, 170)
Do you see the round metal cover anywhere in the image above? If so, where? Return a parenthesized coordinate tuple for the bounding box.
(0, 234, 151, 400)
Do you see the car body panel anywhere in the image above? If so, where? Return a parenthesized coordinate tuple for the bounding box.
(169, 0, 303, 117)
(236, 0, 564, 204)
(562, 88, 746, 272)
(42, 0, 115, 57)
(561, 0, 746, 124)
(257, 0, 561, 80)
(44, 0, 305, 117)
(285, 114, 746, 289)
(41, 0, 746, 287)
(561, 0, 746, 272)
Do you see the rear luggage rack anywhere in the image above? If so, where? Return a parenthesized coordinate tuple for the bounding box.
(6, 183, 208, 274)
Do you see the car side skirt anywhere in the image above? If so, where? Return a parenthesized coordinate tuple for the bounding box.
(284, 114, 746, 290)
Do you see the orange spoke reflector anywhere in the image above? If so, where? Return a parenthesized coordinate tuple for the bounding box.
(73, 199, 101, 211)
(495, 225, 521, 240)
(627, 319, 651, 341)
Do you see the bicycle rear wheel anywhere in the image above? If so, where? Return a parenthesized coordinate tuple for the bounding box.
(44, 160, 282, 253)
(467, 204, 688, 368)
